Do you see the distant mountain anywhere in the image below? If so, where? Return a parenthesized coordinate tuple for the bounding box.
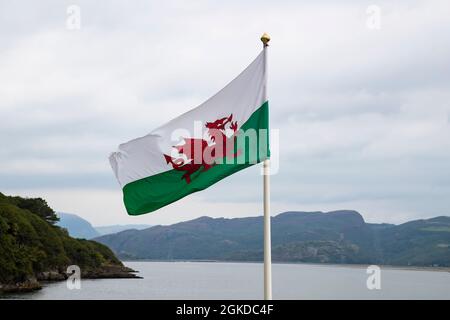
(56, 212, 100, 239)
(95, 211, 450, 267)
(56, 213, 151, 238)
(95, 224, 152, 236)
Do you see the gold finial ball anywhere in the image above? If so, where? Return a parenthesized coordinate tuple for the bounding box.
(261, 32, 271, 46)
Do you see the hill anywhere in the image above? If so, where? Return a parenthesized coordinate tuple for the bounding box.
(95, 224, 152, 236)
(56, 212, 100, 239)
(95, 210, 450, 267)
(0, 193, 138, 293)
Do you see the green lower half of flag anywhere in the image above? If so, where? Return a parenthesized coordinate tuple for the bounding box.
(123, 101, 270, 215)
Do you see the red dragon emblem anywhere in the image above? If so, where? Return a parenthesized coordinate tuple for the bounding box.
(163, 114, 240, 183)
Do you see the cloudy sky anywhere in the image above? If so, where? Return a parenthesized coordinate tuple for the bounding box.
(1, 0, 449, 226)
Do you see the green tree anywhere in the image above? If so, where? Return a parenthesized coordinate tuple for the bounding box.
(7, 196, 59, 224)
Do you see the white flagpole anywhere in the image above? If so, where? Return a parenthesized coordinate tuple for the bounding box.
(261, 32, 272, 300)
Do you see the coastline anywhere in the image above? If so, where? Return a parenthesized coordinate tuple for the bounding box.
(0, 265, 141, 294)
(122, 259, 450, 273)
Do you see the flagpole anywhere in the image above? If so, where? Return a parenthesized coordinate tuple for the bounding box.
(261, 32, 272, 300)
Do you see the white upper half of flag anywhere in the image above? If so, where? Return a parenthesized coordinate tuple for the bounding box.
(110, 50, 266, 187)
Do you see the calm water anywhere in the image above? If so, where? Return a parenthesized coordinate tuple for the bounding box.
(3, 261, 450, 300)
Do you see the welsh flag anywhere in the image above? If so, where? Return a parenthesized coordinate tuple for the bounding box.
(109, 51, 270, 215)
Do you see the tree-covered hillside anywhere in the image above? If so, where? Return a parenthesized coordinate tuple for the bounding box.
(0, 192, 137, 292)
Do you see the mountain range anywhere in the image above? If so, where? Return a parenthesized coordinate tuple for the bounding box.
(94, 210, 450, 267)
(95, 224, 152, 236)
